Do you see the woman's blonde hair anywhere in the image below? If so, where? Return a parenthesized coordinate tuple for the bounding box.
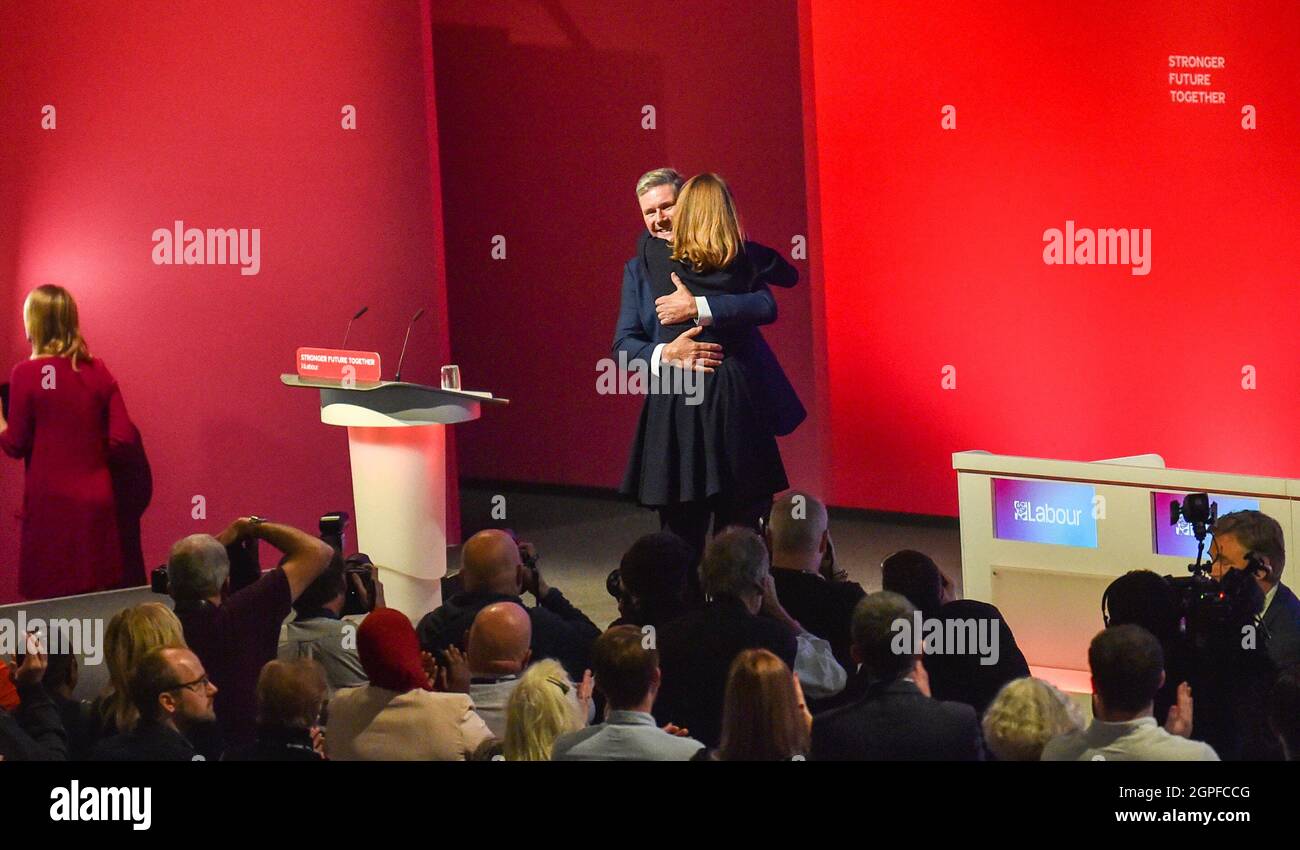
(502, 659, 583, 761)
(718, 648, 809, 761)
(670, 173, 744, 274)
(24, 284, 92, 370)
(100, 603, 188, 732)
(982, 677, 1085, 761)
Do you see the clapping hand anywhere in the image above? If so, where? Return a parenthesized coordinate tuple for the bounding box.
(14, 630, 47, 688)
(576, 669, 595, 724)
(1164, 682, 1194, 738)
(310, 725, 326, 758)
(436, 645, 471, 694)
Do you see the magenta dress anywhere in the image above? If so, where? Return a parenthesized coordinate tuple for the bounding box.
(1, 356, 143, 599)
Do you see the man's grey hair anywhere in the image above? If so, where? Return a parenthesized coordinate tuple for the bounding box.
(1212, 509, 1286, 580)
(700, 527, 769, 600)
(167, 534, 230, 602)
(852, 591, 918, 681)
(635, 167, 683, 197)
(767, 491, 828, 554)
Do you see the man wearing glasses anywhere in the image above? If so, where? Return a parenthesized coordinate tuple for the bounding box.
(91, 647, 218, 761)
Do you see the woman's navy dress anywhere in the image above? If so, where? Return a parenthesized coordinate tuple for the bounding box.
(621, 233, 790, 508)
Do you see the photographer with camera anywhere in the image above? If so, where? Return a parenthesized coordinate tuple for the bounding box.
(416, 529, 600, 681)
(1208, 510, 1300, 670)
(765, 492, 864, 672)
(607, 531, 697, 631)
(278, 553, 370, 698)
(167, 517, 333, 753)
(1202, 510, 1300, 759)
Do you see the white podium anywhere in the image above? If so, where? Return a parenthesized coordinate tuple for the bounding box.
(952, 450, 1300, 707)
(283, 374, 508, 623)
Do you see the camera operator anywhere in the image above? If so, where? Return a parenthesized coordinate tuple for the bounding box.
(1201, 510, 1300, 759)
(607, 531, 698, 631)
(278, 552, 371, 698)
(167, 517, 334, 753)
(415, 529, 600, 681)
(1208, 511, 1300, 669)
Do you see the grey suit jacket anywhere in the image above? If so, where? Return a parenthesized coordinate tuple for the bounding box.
(1041, 717, 1219, 761)
(552, 710, 703, 761)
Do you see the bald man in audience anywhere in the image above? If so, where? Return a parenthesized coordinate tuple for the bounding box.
(766, 492, 864, 671)
(465, 602, 533, 738)
(416, 529, 600, 680)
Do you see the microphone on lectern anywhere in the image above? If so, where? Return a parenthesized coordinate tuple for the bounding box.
(394, 307, 426, 383)
(342, 306, 369, 349)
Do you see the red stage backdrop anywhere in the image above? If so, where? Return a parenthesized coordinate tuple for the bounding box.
(4, 1, 1297, 603)
(0, 0, 454, 602)
(805, 0, 1300, 515)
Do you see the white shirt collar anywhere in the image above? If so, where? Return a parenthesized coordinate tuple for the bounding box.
(1262, 582, 1278, 616)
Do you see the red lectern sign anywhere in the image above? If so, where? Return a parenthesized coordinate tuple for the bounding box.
(296, 348, 382, 383)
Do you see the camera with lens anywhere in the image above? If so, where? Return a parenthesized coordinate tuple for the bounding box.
(1163, 494, 1266, 650)
(1154, 494, 1279, 758)
(320, 511, 377, 616)
(150, 563, 169, 595)
(606, 568, 624, 602)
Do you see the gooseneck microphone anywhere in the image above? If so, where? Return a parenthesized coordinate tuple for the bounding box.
(394, 307, 425, 382)
(342, 306, 369, 349)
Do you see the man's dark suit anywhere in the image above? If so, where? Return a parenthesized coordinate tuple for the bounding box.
(810, 678, 984, 761)
(0, 681, 67, 761)
(1263, 581, 1300, 671)
(611, 242, 805, 437)
(770, 568, 864, 671)
(1194, 581, 1300, 761)
(416, 588, 600, 681)
(1229, 580, 1300, 760)
(90, 721, 197, 762)
(653, 597, 798, 748)
(923, 599, 1031, 716)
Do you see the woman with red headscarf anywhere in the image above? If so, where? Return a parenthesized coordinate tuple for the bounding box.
(324, 608, 493, 760)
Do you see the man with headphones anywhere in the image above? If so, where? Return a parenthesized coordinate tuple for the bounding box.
(1207, 510, 1300, 671)
(1204, 510, 1300, 759)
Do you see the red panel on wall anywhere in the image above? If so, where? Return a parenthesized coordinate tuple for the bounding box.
(805, 0, 1300, 515)
(0, 0, 454, 602)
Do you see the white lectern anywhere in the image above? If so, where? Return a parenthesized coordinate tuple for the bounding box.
(282, 374, 508, 623)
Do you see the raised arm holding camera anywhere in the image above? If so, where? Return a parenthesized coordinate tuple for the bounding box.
(167, 517, 333, 753)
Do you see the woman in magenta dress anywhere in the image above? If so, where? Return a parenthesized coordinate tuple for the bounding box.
(0, 285, 148, 599)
